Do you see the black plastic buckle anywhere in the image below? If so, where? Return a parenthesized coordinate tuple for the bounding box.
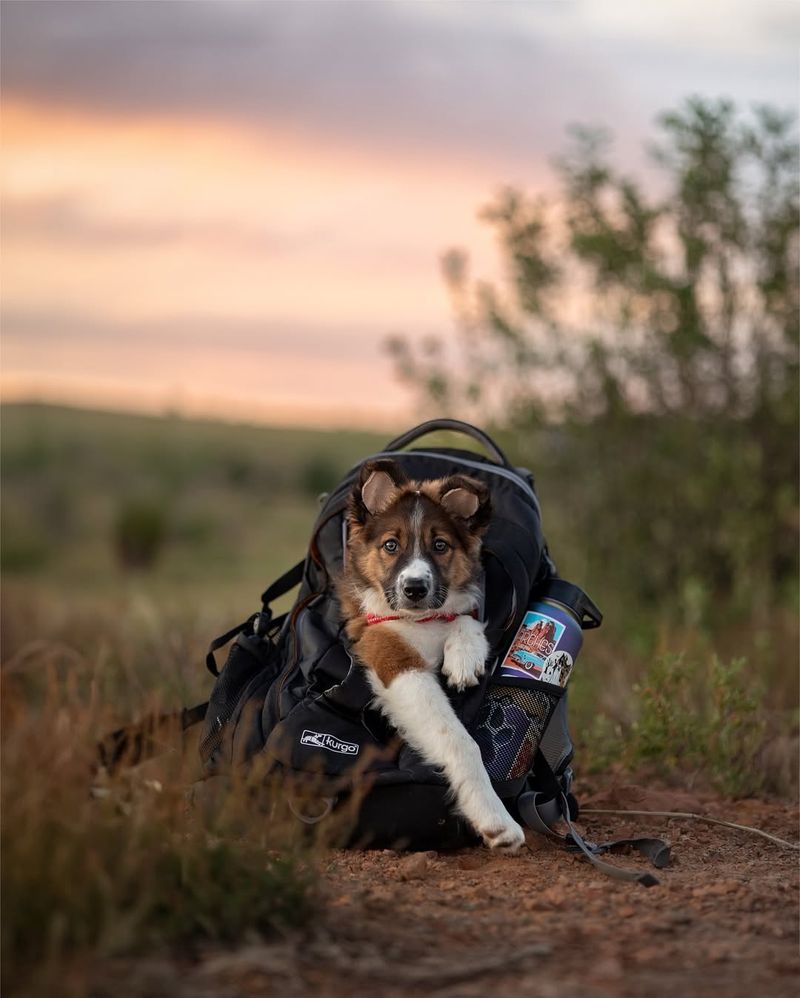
(253, 609, 273, 637)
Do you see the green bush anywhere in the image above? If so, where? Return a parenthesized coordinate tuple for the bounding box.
(299, 455, 339, 499)
(0, 530, 50, 572)
(626, 654, 768, 796)
(224, 455, 255, 488)
(113, 501, 168, 570)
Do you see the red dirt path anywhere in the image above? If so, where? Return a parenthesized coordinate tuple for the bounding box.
(96, 781, 799, 998)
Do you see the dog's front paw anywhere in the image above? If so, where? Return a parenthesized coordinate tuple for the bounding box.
(442, 620, 489, 692)
(478, 815, 526, 853)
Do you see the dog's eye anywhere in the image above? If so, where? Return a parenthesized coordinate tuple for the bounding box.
(383, 539, 399, 554)
(432, 538, 450, 553)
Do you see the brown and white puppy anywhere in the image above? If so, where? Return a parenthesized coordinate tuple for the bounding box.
(337, 458, 525, 851)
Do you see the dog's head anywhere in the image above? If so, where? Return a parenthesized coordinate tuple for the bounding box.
(344, 458, 491, 614)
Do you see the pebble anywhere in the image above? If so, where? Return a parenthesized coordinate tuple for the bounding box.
(456, 854, 485, 871)
(398, 852, 433, 881)
(367, 887, 393, 903)
(692, 879, 740, 898)
(591, 956, 625, 981)
(631, 945, 666, 965)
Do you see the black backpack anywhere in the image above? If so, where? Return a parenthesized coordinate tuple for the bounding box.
(101, 419, 668, 884)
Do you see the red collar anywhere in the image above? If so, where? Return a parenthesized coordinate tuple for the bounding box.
(364, 610, 478, 626)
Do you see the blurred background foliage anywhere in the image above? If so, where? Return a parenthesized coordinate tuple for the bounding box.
(388, 98, 798, 728)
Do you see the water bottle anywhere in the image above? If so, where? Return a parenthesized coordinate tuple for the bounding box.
(473, 578, 601, 787)
(499, 578, 602, 688)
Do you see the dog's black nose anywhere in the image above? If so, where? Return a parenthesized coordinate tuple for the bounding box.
(403, 578, 429, 601)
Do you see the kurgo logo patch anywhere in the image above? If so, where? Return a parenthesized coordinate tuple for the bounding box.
(300, 729, 360, 756)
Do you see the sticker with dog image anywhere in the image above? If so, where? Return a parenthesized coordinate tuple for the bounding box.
(539, 650, 574, 688)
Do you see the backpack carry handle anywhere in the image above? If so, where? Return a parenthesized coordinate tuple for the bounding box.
(382, 419, 512, 468)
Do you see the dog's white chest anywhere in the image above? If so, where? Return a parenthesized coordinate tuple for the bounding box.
(386, 620, 450, 669)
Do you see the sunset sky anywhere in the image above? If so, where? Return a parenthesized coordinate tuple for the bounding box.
(2, 0, 797, 428)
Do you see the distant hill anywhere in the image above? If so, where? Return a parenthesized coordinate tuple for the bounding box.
(0, 402, 389, 594)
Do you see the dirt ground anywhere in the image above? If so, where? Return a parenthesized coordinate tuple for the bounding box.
(96, 781, 798, 998)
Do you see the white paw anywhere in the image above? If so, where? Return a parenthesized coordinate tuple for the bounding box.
(442, 621, 489, 692)
(478, 814, 526, 853)
(465, 786, 526, 852)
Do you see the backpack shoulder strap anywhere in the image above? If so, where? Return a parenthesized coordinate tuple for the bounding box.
(206, 559, 305, 676)
(260, 559, 305, 608)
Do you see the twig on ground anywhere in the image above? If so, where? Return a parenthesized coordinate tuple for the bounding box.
(581, 808, 800, 851)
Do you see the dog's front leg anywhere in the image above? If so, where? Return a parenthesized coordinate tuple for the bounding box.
(441, 615, 489, 692)
(357, 630, 524, 851)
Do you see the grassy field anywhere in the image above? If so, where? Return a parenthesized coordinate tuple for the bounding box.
(1, 402, 796, 996)
(1, 403, 388, 600)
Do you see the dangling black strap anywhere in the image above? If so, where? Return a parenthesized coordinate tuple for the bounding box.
(206, 615, 257, 676)
(519, 751, 669, 887)
(260, 559, 305, 607)
(101, 562, 306, 773)
(205, 560, 305, 676)
(96, 701, 208, 775)
(182, 701, 209, 728)
(590, 836, 671, 870)
(559, 795, 663, 887)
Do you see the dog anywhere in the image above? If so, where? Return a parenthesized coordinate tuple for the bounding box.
(336, 458, 526, 851)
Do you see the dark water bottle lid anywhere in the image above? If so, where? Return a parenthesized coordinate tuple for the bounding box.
(535, 578, 603, 630)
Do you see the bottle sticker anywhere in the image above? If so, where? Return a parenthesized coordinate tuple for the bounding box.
(500, 605, 581, 687)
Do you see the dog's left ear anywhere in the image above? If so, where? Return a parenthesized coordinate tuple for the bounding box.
(349, 458, 408, 523)
(439, 475, 491, 531)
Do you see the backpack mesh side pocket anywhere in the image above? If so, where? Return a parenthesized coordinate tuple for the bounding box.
(472, 679, 564, 783)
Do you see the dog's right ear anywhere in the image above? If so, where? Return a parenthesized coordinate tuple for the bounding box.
(349, 459, 407, 523)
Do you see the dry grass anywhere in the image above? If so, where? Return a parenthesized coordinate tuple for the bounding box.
(1, 607, 320, 998)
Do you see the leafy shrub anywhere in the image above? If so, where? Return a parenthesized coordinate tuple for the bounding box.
(0, 529, 50, 572)
(171, 512, 217, 545)
(626, 654, 768, 796)
(225, 455, 255, 487)
(705, 657, 770, 796)
(299, 455, 339, 499)
(113, 501, 168, 569)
